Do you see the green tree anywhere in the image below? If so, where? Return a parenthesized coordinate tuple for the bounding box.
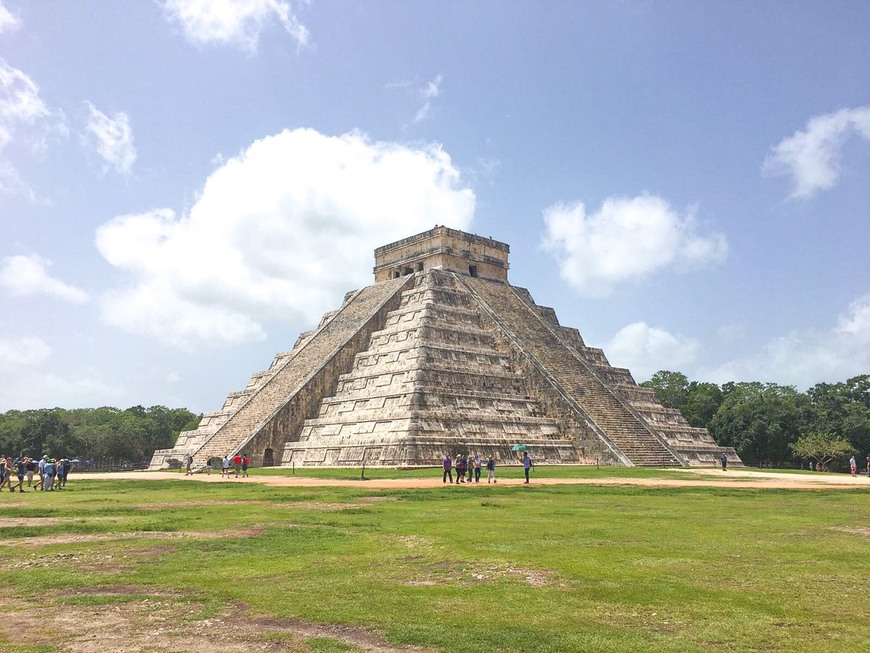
(710, 382, 808, 466)
(682, 381, 724, 429)
(20, 410, 71, 457)
(790, 432, 852, 470)
(641, 370, 690, 410)
(806, 375, 870, 456)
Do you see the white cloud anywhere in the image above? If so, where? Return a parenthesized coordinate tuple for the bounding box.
(763, 105, 870, 199)
(0, 59, 50, 148)
(706, 293, 870, 388)
(0, 368, 126, 411)
(0, 59, 67, 199)
(0, 335, 51, 372)
(0, 254, 89, 303)
(604, 322, 700, 382)
(95, 127, 475, 349)
(84, 102, 136, 175)
(412, 74, 443, 124)
(162, 0, 309, 51)
(0, 1, 20, 33)
(541, 194, 727, 296)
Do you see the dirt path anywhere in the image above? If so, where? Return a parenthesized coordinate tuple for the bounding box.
(81, 468, 870, 491)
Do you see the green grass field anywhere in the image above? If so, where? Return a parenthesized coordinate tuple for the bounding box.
(0, 472, 867, 652)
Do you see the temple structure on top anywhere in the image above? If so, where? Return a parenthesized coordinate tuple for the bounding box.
(151, 226, 739, 470)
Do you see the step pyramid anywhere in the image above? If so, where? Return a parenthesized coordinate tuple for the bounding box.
(151, 226, 740, 469)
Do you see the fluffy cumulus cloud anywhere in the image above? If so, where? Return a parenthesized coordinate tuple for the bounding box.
(162, 0, 309, 51)
(0, 254, 89, 303)
(0, 1, 20, 33)
(0, 335, 51, 373)
(84, 102, 136, 175)
(707, 294, 870, 388)
(763, 105, 870, 199)
(95, 128, 475, 349)
(541, 194, 727, 296)
(604, 322, 700, 382)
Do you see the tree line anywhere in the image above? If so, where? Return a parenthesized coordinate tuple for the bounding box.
(641, 372, 870, 468)
(0, 406, 200, 465)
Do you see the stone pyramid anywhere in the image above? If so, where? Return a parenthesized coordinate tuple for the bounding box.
(151, 227, 739, 469)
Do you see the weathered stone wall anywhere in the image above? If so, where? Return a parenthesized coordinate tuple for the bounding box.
(235, 278, 412, 467)
(373, 225, 510, 282)
(474, 312, 621, 466)
(284, 270, 579, 466)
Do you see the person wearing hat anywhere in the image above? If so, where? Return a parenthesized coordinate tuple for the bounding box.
(24, 457, 37, 486)
(42, 458, 56, 491)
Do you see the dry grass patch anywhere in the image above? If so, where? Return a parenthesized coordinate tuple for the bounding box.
(0, 525, 268, 547)
(0, 589, 432, 653)
(402, 559, 557, 587)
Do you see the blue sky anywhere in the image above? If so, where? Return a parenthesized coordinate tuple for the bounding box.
(1, 1, 868, 413)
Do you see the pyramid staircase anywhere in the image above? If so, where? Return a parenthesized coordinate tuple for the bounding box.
(460, 276, 683, 466)
(149, 275, 411, 469)
(283, 271, 579, 466)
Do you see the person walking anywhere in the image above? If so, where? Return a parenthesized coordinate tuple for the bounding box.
(456, 454, 466, 484)
(10, 457, 25, 492)
(850, 455, 857, 477)
(522, 451, 533, 484)
(221, 455, 230, 478)
(55, 458, 68, 489)
(60, 458, 71, 488)
(866, 453, 870, 478)
(43, 458, 56, 491)
(232, 453, 242, 477)
(185, 452, 194, 475)
(486, 456, 497, 484)
(242, 453, 250, 477)
(721, 452, 728, 472)
(473, 453, 482, 483)
(442, 453, 453, 484)
(25, 457, 36, 486)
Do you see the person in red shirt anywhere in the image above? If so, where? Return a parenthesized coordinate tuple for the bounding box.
(232, 453, 242, 477)
(242, 453, 250, 478)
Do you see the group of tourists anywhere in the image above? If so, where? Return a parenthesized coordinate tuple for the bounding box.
(184, 452, 251, 477)
(0, 455, 72, 493)
(848, 455, 870, 478)
(441, 451, 534, 484)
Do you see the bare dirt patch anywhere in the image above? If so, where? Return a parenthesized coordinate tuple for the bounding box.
(0, 589, 431, 653)
(831, 526, 870, 537)
(5, 544, 183, 572)
(131, 499, 270, 510)
(273, 501, 372, 511)
(0, 525, 268, 548)
(90, 468, 870, 491)
(0, 516, 119, 528)
(384, 534, 435, 549)
(402, 559, 557, 587)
